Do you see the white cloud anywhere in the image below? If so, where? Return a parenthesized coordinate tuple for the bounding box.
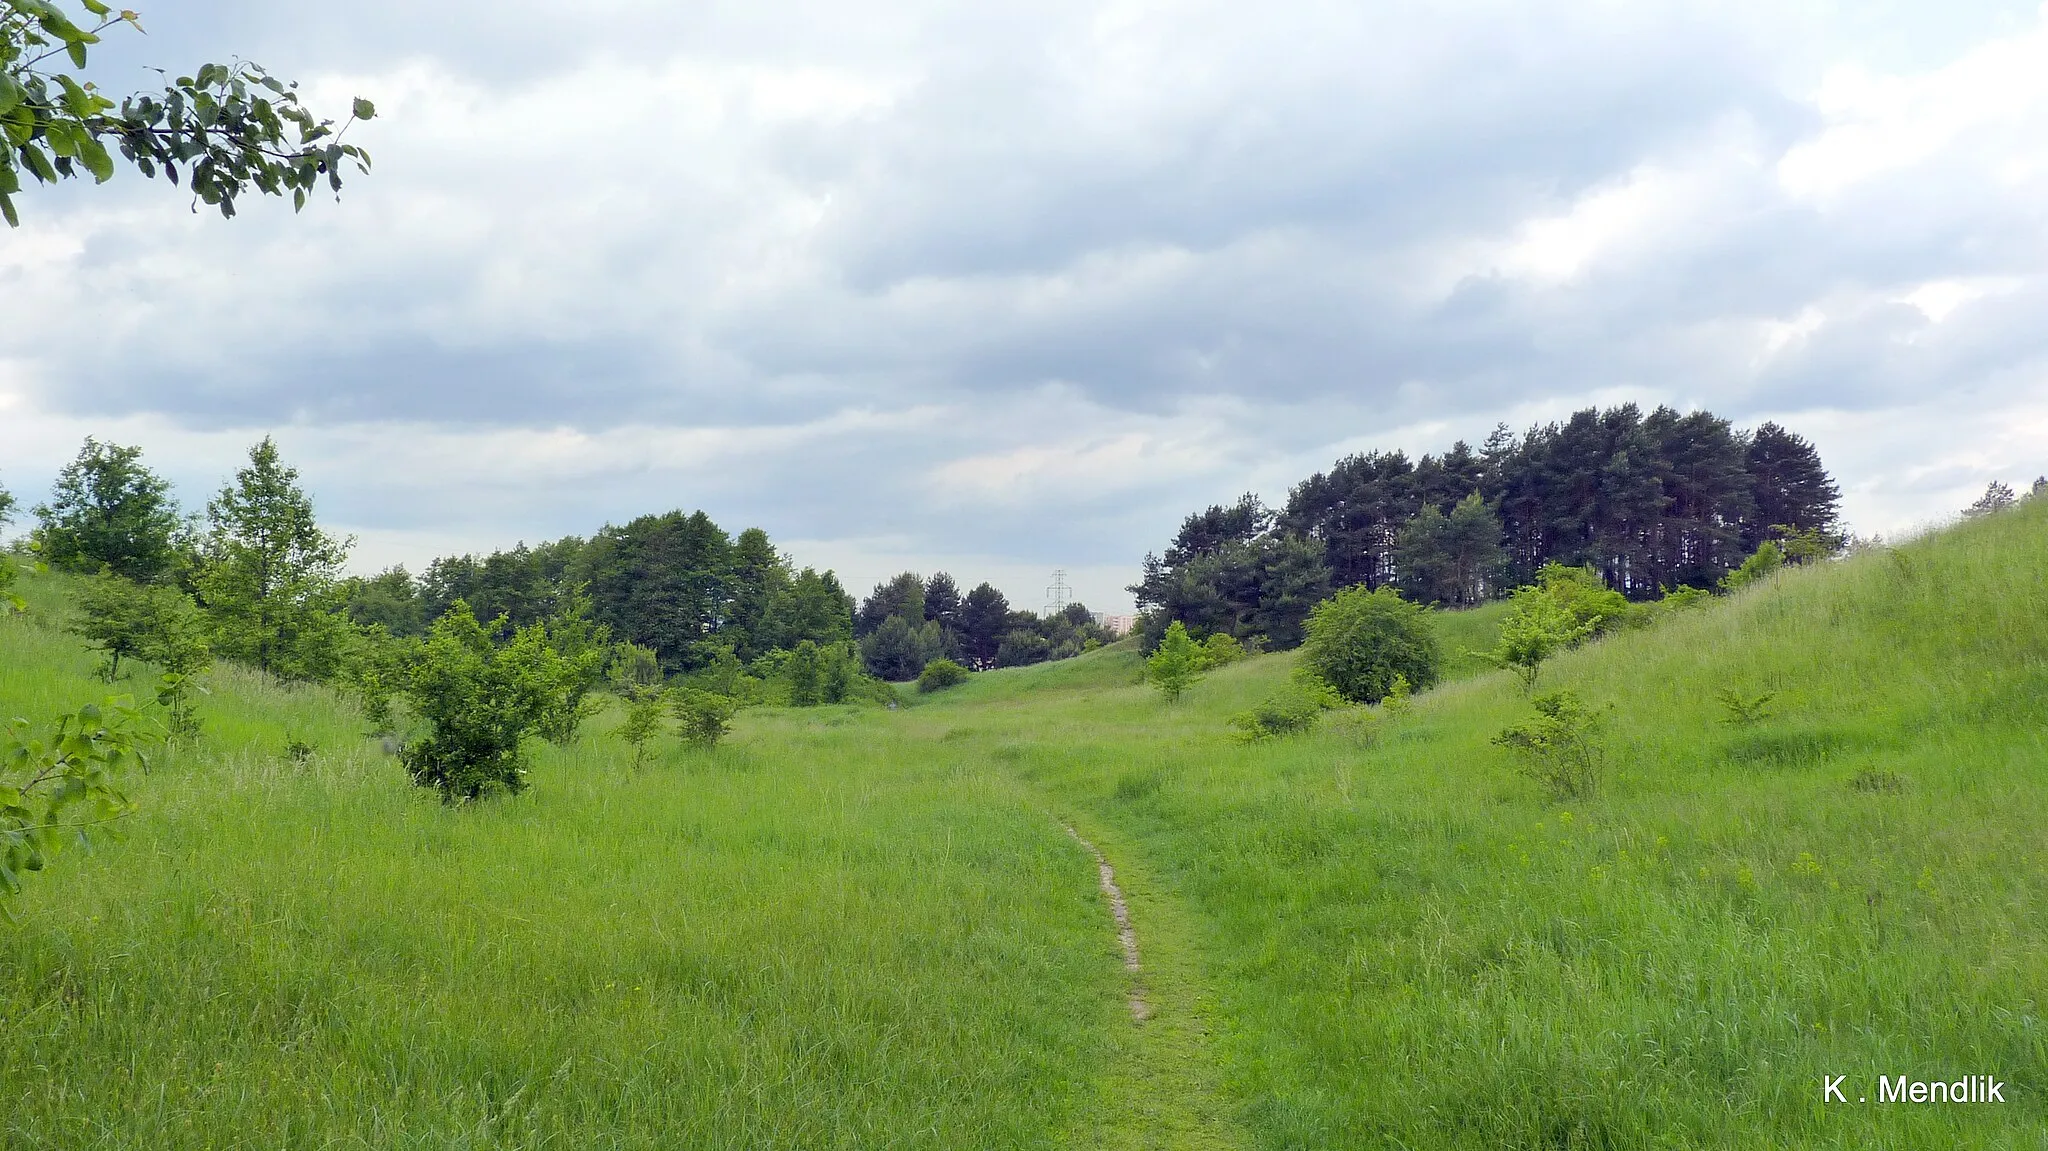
(6, 0, 2048, 600)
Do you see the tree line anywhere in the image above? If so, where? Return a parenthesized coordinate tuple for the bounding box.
(1133, 404, 1841, 649)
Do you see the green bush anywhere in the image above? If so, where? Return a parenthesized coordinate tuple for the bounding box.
(1478, 584, 1596, 691)
(672, 688, 739, 749)
(1719, 540, 1785, 592)
(1299, 585, 1440, 704)
(1197, 633, 1247, 669)
(1534, 563, 1638, 633)
(1493, 690, 1606, 800)
(1229, 679, 1332, 741)
(399, 601, 584, 803)
(917, 658, 970, 693)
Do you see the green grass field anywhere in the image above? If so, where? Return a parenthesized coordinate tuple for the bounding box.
(4, 500, 2046, 1147)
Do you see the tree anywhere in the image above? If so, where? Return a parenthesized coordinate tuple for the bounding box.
(1146, 620, 1204, 703)
(343, 566, 425, 636)
(33, 437, 182, 581)
(1298, 585, 1440, 704)
(195, 437, 351, 681)
(399, 602, 579, 803)
(69, 573, 206, 682)
(786, 639, 824, 705)
(1744, 423, 1840, 551)
(861, 613, 941, 680)
(608, 642, 666, 770)
(959, 582, 1011, 667)
(1964, 481, 2017, 518)
(857, 571, 925, 637)
(1, 2, 374, 227)
(0, 472, 15, 526)
(924, 572, 962, 633)
(725, 527, 788, 663)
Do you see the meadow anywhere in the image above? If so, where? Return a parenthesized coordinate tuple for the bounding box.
(4, 499, 2047, 1148)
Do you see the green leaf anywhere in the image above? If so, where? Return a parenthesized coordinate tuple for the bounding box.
(0, 193, 11, 229)
(79, 134, 113, 182)
(0, 74, 21, 116)
(21, 143, 56, 184)
(66, 38, 87, 68)
(351, 96, 375, 121)
(81, 0, 111, 14)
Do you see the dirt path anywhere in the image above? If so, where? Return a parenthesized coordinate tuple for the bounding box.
(1063, 823, 1151, 1022)
(1055, 815, 1248, 1151)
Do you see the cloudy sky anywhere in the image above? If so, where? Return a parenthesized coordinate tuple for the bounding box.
(5, 0, 2047, 611)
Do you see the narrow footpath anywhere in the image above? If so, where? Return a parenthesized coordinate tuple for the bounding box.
(1055, 813, 1248, 1151)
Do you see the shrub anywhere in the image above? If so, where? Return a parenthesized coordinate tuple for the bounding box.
(1534, 563, 1638, 633)
(1656, 585, 1712, 612)
(1146, 620, 1204, 703)
(918, 658, 970, 693)
(400, 602, 582, 803)
(70, 574, 209, 682)
(1478, 585, 1594, 691)
(1494, 691, 1606, 801)
(1719, 540, 1785, 592)
(1299, 585, 1439, 704)
(0, 554, 22, 615)
(1197, 633, 1247, 669)
(1229, 679, 1332, 741)
(673, 688, 739, 749)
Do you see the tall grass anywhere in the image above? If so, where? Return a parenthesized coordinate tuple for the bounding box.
(5, 500, 2046, 1146)
(0, 573, 1123, 1149)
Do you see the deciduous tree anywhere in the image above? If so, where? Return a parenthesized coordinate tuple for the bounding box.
(195, 437, 351, 681)
(33, 437, 182, 581)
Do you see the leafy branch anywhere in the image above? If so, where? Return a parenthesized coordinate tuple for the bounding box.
(1, 0, 375, 226)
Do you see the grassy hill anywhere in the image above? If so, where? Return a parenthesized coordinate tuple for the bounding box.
(3, 499, 2045, 1147)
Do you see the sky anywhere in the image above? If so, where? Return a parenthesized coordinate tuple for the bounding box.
(5, 0, 2048, 613)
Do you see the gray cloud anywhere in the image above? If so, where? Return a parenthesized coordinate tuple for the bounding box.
(7, 0, 2048, 610)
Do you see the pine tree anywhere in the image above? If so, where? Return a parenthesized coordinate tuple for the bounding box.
(1744, 422, 1841, 550)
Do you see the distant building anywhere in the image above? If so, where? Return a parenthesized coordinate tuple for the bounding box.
(1093, 613, 1136, 637)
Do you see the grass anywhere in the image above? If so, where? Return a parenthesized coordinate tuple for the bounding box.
(5, 500, 2048, 1147)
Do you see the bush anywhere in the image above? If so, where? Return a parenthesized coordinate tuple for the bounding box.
(1197, 633, 1247, 669)
(673, 688, 739, 749)
(917, 658, 970, 693)
(0, 554, 22, 615)
(1479, 584, 1595, 691)
(1229, 676, 1335, 741)
(1146, 620, 1204, 703)
(1534, 563, 1638, 633)
(1719, 540, 1785, 592)
(1656, 585, 1712, 612)
(70, 574, 209, 682)
(1494, 691, 1606, 800)
(400, 602, 582, 803)
(1299, 585, 1439, 704)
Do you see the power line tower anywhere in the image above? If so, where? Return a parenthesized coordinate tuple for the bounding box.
(1044, 569, 1071, 617)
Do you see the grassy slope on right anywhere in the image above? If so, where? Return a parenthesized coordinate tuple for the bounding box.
(916, 501, 2048, 1148)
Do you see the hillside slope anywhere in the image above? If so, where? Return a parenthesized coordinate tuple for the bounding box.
(903, 501, 2048, 1147)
